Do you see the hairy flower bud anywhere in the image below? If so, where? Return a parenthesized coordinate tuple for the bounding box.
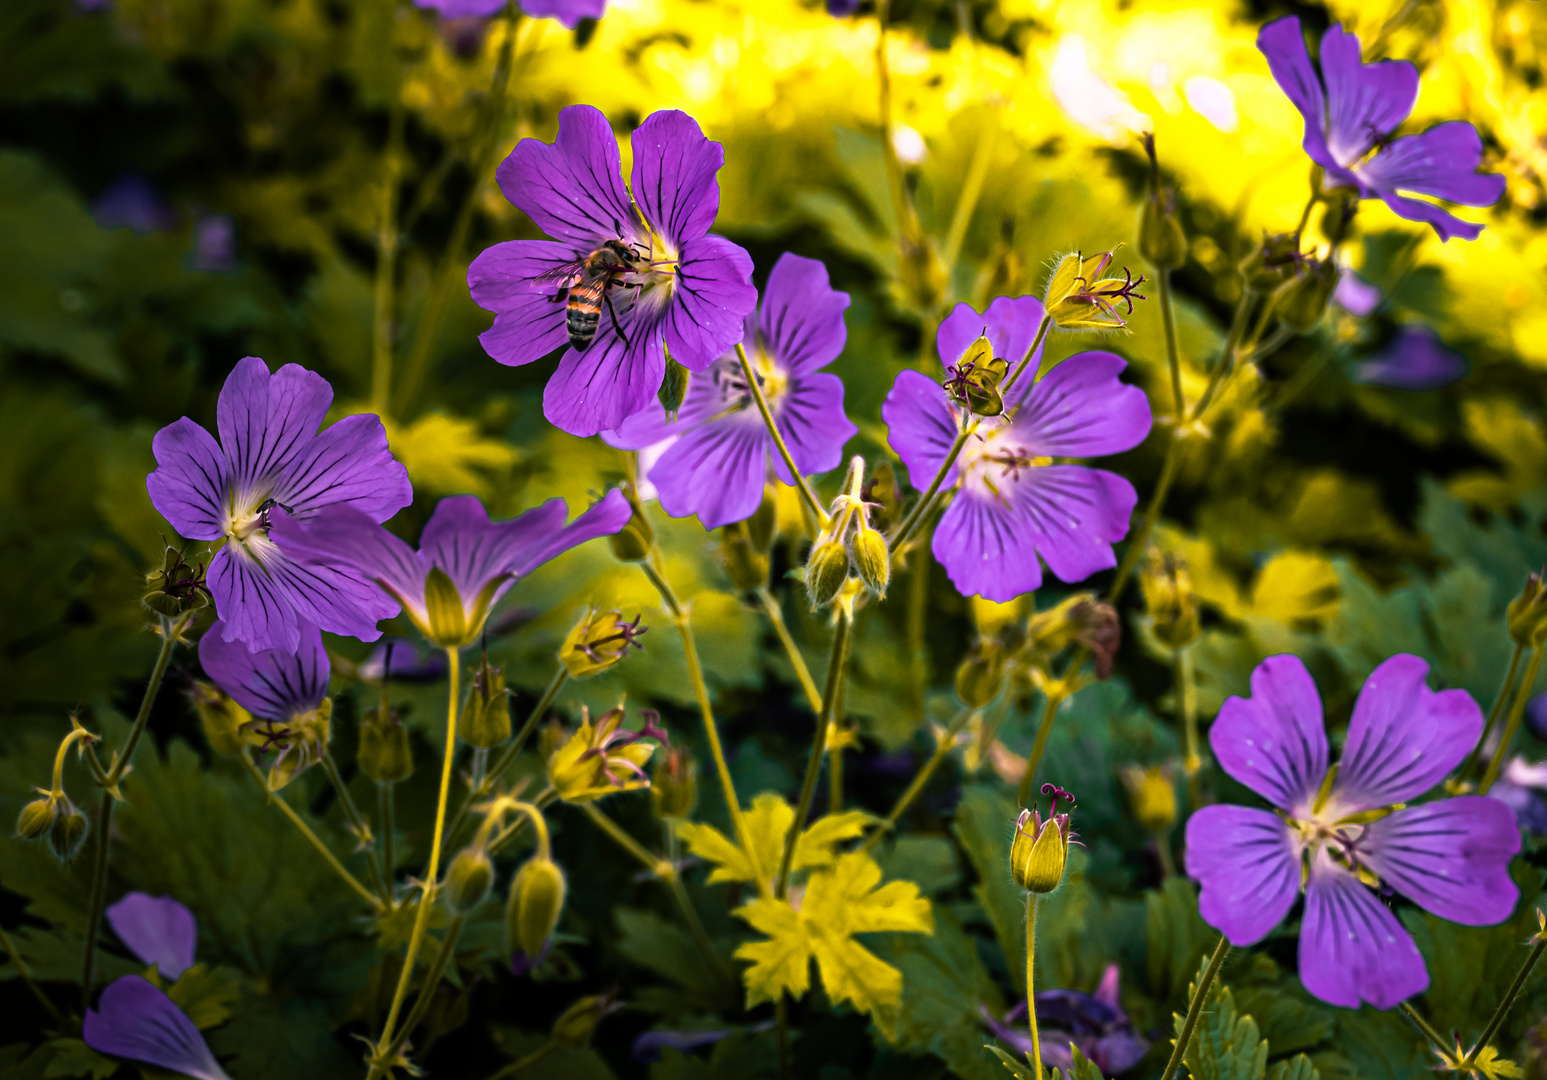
(1009, 784, 1076, 894)
(561, 609, 648, 678)
(1273, 255, 1337, 332)
(17, 795, 57, 840)
(508, 855, 566, 960)
(1045, 251, 1147, 331)
(719, 525, 769, 591)
(805, 541, 850, 609)
(551, 992, 620, 1049)
(1120, 766, 1177, 833)
(851, 526, 890, 597)
(1509, 573, 1547, 648)
(50, 805, 89, 861)
(445, 848, 495, 914)
(189, 680, 251, 756)
(458, 657, 512, 748)
(1140, 550, 1200, 650)
(1138, 135, 1187, 270)
(658, 356, 690, 420)
(650, 747, 698, 821)
(609, 482, 654, 563)
(955, 640, 1004, 708)
(358, 706, 414, 784)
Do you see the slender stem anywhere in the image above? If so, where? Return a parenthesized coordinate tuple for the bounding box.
(1462, 643, 1524, 783)
(1480, 646, 1544, 795)
(1294, 188, 1319, 237)
(109, 615, 188, 786)
(1176, 648, 1202, 812)
(81, 795, 113, 1012)
(1159, 269, 1185, 419)
(1270, 345, 1337, 413)
(581, 800, 660, 868)
(757, 587, 823, 714)
(370, 649, 463, 1078)
(1025, 892, 1042, 1080)
(640, 558, 765, 897)
(485, 1041, 558, 1080)
(380, 781, 397, 906)
(371, 100, 405, 415)
(1189, 289, 1254, 422)
(0, 922, 63, 1023)
(776, 995, 793, 1080)
(941, 112, 998, 275)
(1463, 937, 1547, 1065)
(320, 751, 388, 903)
(906, 531, 930, 714)
(996, 314, 1054, 397)
(863, 706, 975, 852)
(1017, 683, 1074, 808)
(240, 752, 381, 909)
(735, 343, 827, 532)
(776, 610, 851, 898)
(1399, 1001, 1452, 1057)
(1159, 934, 1230, 1080)
(485, 787, 557, 857)
(1106, 443, 1180, 605)
(385, 916, 466, 1062)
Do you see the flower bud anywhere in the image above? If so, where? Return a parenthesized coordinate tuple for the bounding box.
(445, 848, 494, 914)
(1009, 784, 1075, 894)
(551, 992, 620, 1049)
(1238, 232, 1303, 291)
(851, 526, 890, 597)
(748, 486, 778, 553)
(1069, 599, 1121, 681)
(508, 855, 566, 960)
(189, 680, 251, 756)
(1120, 766, 1177, 833)
(1045, 251, 1147, 331)
(50, 805, 89, 860)
(1138, 133, 1187, 270)
(17, 796, 57, 840)
(805, 541, 850, 609)
(955, 640, 1004, 708)
(608, 483, 654, 563)
(143, 545, 211, 619)
(1509, 573, 1547, 648)
(1139, 550, 1200, 650)
(358, 706, 414, 784)
(650, 747, 698, 821)
(658, 356, 690, 420)
(458, 657, 512, 748)
(942, 334, 1009, 417)
(719, 525, 769, 591)
(1273, 255, 1337, 332)
(561, 609, 648, 678)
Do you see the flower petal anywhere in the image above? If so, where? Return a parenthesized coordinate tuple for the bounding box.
(1014, 465, 1136, 584)
(651, 415, 769, 529)
(269, 505, 425, 621)
(84, 976, 231, 1080)
(214, 359, 333, 507)
(1298, 851, 1427, 1009)
(147, 418, 230, 542)
(469, 239, 578, 369)
(1010, 352, 1152, 459)
(1332, 653, 1482, 811)
(1357, 122, 1506, 207)
(1369, 189, 1487, 242)
(542, 314, 665, 437)
(936, 295, 1047, 380)
(1350, 325, 1467, 390)
(273, 412, 410, 523)
(773, 371, 857, 482)
(518, 0, 606, 28)
(199, 617, 329, 721)
(495, 104, 636, 248)
(659, 234, 757, 372)
(105, 894, 197, 980)
(1318, 24, 1416, 165)
(1256, 17, 1336, 173)
(1210, 654, 1329, 810)
(630, 110, 722, 246)
(758, 253, 850, 377)
(1184, 805, 1301, 946)
(883, 369, 961, 491)
(1358, 797, 1520, 925)
(931, 490, 1043, 602)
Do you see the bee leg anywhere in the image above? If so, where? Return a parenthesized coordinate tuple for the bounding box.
(545, 285, 567, 304)
(605, 290, 630, 347)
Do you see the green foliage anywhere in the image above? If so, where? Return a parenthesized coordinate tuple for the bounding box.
(1178, 982, 1269, 1080)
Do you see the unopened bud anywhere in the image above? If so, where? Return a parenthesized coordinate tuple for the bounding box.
(1140, 550, 1200, 650)
(1509, 573, 1547, 648)
(851, 527, 890, 596)
(955, 640, 1004, 708)
(17, 796, 57, 840)
(561, 609, 648, 678)
(1138, 134, 1187, 270)
(1009, 784, 1075, 894)
(1239, 232, 1303, 292)
(1273, 255, 1337, 332)
(608, 483, 654, 563)
(551, 992, 619, 1049)
(1070, 599, 1122, 681)
(189, 680, 250, 756)
(359, 706, 414, 784)
(658, 356, 690, 420)
(508, 855, 566, 960)
(805, 541, 850, 609)
(747, 486, 778, 553)
(1044, 250, 1147, 331)
(458, 658, 512, 748)
(650, 747, 698, 821)
(1120, 766, 1177, 832)
(50, 806, 89, 860)
(719, 525, 769, 591)
(445, 848, 494, 914)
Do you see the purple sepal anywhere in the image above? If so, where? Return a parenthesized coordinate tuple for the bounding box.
(104, 894, 198, 981)
(83, 976, 231, 1080)
(1350, 326, 1467, 391)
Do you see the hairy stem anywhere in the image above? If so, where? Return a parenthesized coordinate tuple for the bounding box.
(1480, 646, 1544, 795)
(380, 781, 397, 907)
(1464, 937, 1547, 1065)
(241, 752, 381, 909)
(1159, 934, 1230, 1080)
(1025, 892, 1042, 1080)
(1016, 681, 1074, 808)
(1177, 647, 1202, 811)
(1159, 269, 1185, 420)
(735, 342, 828, 532)
(864, 705, 975, 852)
(385, 915, 467, 1062)
(756, 586, 823, 715)
(320, 751, 388, 904)
(1462, 643, 1524, 783)
(776, 609, 851, 898)
(1398, 1001, 1452, 1056)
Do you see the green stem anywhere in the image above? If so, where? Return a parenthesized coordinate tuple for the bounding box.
(81, 795, 113, 1012)
(756, 586, 823, 714)
(1177, 647, 1202, 811)
(0, 922, 62, 1023)
(735, 342, 828, 532)
(1294, 188, 1319, 237)
(385, 915, 467, 1062)
(1462, 643, 1524, 783)
(1154, 831, 1176, 879)
(863, 705, 976, 852)
(1106, 442, 1180, 605)
(371, 99, 405, 415)
(380, 781, 397, 906)
(1017, 682, 1075, 808)
(873, 0, 925, 260)
(1399, 1001, 1452, 1057)
(776, 609, 851, 898)
(321, 751, 388, 904)
(1026, 892, 1042, 1080)
(485, 788, 557, 857)
(1480, 646, 1544, 795)
(241, 752, 382, 909)
(1189, 289, 1254, 423)
(1463, 938, 1547, 1065)
(1159, 934, 1230, 1080)
(1158, 269, 1185, 420)
(369, 649, 463, 1079)
(996, 314, 1054, 397)
(485, 1041, 558, 1080)
(906, 530, 930, 713)
(640, 558, 764, 897)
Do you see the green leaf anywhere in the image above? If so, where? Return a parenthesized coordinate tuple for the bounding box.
(1178, 981, 1267, 1080)
(165, 964, 242, 1030)
(488, 1028, 618, 1080)
(874, 835, 962, 897)
(1147, 878, 1216, 1006)
(983, 1044, 1039, 1080)
(1065, 1044, 1108, 1080)
(1265, 1055, 1320, 1080)
(879, 904, 1003, 1080)
(615, 907, 723, 1011)
(38, 1039, 118, 1079)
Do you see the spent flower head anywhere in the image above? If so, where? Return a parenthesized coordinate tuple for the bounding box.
(546, 704, 669, 802)
(1044, 251, 1147, 331)
(562, 609, 648, 678)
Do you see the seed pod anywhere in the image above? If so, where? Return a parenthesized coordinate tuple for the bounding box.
(609, 483, 654, 563)
(445, 848, 494, 915)
(1273, 256, 1337, 332)
(50, 805, 89, 861)
(851, 526, 890, 596)
(358, 706, 414, 784)
(1238, 232, 1302, 291)
(508, 856, 567, 961)
(17, 796, 56, 840)
(189, 680, 251, 756)
(955, 640, 1004, 708)
(551, 993, 618, 1049)
(458, 658, 512, 748)
(805, 541, 850, 609)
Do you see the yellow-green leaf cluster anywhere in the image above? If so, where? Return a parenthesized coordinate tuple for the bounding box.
(675, 792, 874, 888)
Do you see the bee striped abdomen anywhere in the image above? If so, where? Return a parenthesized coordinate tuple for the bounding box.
(565, 278, 607, 351)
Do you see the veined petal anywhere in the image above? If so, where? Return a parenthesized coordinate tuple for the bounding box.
(267, 507, 424, 628)
(496, 104, 636, 249)
(1256, 17, 1336, 173)
(84, 976, 231, 1080)
(542, 310, 665, 437)
(936, 296, 1047, 385)
(1318, 24, 1416, 165)
(215, 359, 333, 507)
(931, 490, 1043, 602)
(207, 540, 393, 653)
(105, 894, 197, 981)
(652, 416, 768, 529)
(1210, 654, 1329, 811)
(469, 239, 579, 369)
(273, 412, 410, 523)
(199, 617, 330, 721)
(1369, 189, 1487, 243)
(660, 234, 757, 372)
(1184, 806, 1301, 946)
(146, 417, 229, 542)
(1332, 653, 1481, 811)
(759, 253, 850, 376)
(630, 109, 723, 246)
(1358, 797, 1520, 925)
(1009, 352, 1152, 459)
(1299, 850, 1427, 1009)
(1357, 123, 1505, 207)
(1013, 465, 1135, 584)
(774, 371, 856, 482)
(883, 369, 962, 491)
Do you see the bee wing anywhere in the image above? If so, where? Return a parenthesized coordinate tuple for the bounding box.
(528, 259, 590, 288)
(567, 276, 608, 306)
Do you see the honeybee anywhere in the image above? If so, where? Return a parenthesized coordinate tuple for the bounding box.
(532, 239, 648, 352)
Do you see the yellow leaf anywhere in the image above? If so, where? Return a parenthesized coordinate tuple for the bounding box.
(676, 793, 875, 887)
(384, 412, 520, 497)
(1247, 551, 1340, 625)
(1447, 399, 1547, 511)
(1467, 1046, 1523, 1080)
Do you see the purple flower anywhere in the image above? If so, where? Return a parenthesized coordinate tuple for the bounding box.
(1332, 268, 1382, 317)
(1490, 757, 1547, 835)
(469, 104, 757, 437)
(358, 636, 449, 682)
(272, 492, 630, 649)
(84, 976, 230, 1080)
(881, 296, 1152, 602)
(412, 0, 605, 25)
(1349, 325, 1467, 390)
(604, 253, 857, 529)
(1185, 653, 1520, 1009)
(979, 965, 1150, 1075)
(93, 174, 176, 234)
(147, 357, 411, 653)
(1257, 17, 1504, 242)
(199, 617, 329, 722)
(192, 214, 238, 272)
(105, 894, 197, 980)
(826, 0, 861, 15)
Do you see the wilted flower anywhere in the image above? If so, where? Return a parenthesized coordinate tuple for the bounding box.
(980, 965, 1150, 1075)
(1185, 653, 1519, 1008)
(146, 357, 411, 653)
(650, 747, 698, 821)
(142, 544, 212, 620)
(1258, 17, 1504, 242)
(273, 492, 629, 649)
(469, 104, 756, 436)
(1010, 783, 1077, 894)
(84, 976, 230, 1080)
(1044, 251, 1147, 331)
(546, 705, 669, 802)
(106, 893, 197, 981)
(1349, 326, 1468, 391)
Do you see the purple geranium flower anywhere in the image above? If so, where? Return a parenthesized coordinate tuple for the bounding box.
(1349, 325, 1467, 390)
(273, 492, 630, 649)
(1332, 268, 1382, 317)
(469, 104, 757, 437)
(604, 253, 857, 529)
(200, 617, 332, 784)
(147, 357, 411, 653)
(1257, 16, 1505, 242)
(93, 173, 176, 234)
(412, 0, 604, 25)
(1185, 653, 1520, 1009)
(980, 965, 1150, 1075)
(85, 976, 230, 1080)
(881, 296, 1152, 602)
(105, 893, 197, 980)
(1490, 758, 1547, 836)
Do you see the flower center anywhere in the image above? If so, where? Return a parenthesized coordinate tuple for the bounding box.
(959, 425, 1049, 504)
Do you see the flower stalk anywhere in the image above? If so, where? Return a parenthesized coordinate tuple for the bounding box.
(1479, 645, 1545, 795)
(1461, 919, 1546, 1067)
(1025, 893, 1042, 1080)
(756, 586, 824, 714)
(863, 705, 976, 852)
(734, 341, 828, 533)
(776, 606, 851, 898)
(1461, 642, 1524, 783)
(1159, 934, 1230, 1080)
(319, 750, 389, 905)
